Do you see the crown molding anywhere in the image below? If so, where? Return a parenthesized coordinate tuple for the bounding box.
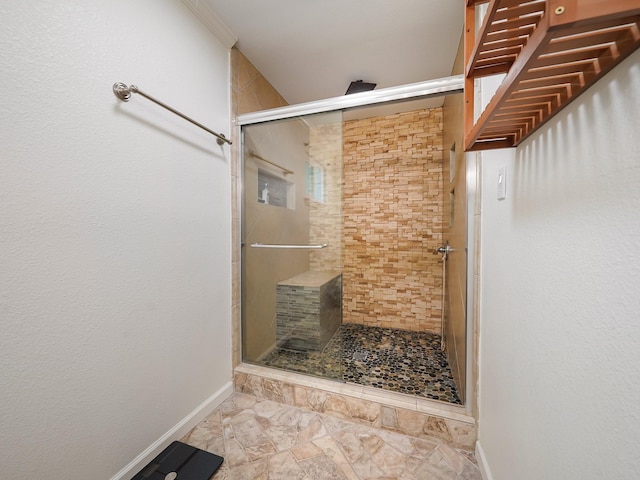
(182, 0, 238, 49)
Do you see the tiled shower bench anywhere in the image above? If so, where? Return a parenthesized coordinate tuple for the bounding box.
(276, 270, 341, 351)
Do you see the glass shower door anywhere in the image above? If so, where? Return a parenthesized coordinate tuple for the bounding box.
(241, 110, 343, 381)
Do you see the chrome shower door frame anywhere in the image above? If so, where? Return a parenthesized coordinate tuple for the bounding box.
(236, 74, 477, 416)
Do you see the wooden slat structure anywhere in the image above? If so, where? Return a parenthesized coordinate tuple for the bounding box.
(464, 0, 640, 151)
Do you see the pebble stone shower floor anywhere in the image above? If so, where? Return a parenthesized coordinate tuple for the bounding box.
(260, 323, 461, 404)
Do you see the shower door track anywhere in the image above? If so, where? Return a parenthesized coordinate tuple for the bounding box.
(236, 75, 463, 126)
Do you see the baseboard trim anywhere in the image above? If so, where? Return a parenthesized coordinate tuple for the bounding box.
(110, 381, 234, 480)
(476, 440, 495, 480)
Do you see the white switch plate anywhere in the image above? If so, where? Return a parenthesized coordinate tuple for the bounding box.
(497, 167, 506, 200)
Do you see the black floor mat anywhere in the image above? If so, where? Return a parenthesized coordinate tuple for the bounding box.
(131, 441, 223, 480)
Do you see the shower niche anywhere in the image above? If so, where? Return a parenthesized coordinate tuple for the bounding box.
(257, 168, 295, 209)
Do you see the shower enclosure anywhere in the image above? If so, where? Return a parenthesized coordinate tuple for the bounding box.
(239, 77, 473, 406)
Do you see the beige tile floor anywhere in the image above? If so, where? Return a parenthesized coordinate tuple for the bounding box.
(182, 393, 481, 480)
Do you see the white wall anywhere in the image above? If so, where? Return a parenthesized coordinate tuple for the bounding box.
(0, 1, 232, 478)
(477, 49, 640, 479)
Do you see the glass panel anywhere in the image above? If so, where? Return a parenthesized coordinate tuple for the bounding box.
(241, 93, 467, 404)
(242, 111, 344, 382)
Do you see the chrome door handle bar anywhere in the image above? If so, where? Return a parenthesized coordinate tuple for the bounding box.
(250, 243, 328, 249)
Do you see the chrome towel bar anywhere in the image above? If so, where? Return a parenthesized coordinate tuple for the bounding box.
(112, 82, 232, 145)
(250, 243, 328, 249)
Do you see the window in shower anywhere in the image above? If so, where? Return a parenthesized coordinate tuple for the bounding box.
(305, 161, 324, 203)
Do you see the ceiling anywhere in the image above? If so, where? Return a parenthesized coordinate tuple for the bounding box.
(206, 0, 464, 111)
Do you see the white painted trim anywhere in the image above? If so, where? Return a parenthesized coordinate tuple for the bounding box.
(465, 150, 481, 414)
(476, 440, 495, 480)
(110, 381, 234, 480)
(182, 0, 238, 49)
(236, 75, 464, 126)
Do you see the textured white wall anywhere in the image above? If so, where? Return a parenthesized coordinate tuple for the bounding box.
(0, 1, 232, 478)
(477, 49, 640, 479)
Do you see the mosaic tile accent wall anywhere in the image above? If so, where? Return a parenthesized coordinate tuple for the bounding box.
(342, 109, 445, 333)
(276, 271, 342, 351)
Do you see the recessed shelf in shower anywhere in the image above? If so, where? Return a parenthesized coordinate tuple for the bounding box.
(257, 168, 294, 209)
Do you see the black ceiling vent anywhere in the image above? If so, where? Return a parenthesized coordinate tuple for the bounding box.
(345, 80, 376, 95)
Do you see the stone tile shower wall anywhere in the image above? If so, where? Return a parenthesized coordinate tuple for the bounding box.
(342, 109, 444, 333)
(308, 122, 343, 272)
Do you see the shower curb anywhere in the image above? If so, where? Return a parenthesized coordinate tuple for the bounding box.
(234, 363, 477, 450)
